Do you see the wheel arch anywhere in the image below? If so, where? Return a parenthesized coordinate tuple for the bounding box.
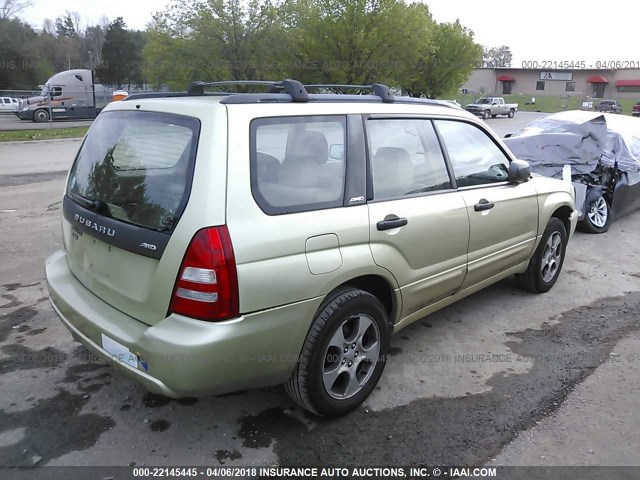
(323, 274, 399, 327)
(550, 205, 574, 237)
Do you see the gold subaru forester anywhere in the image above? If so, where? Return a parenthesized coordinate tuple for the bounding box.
(46, 81, 577, 417)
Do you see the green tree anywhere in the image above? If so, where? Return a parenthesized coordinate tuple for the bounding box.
(142, 0, 481, 97)
(143, 0, 287, 90)
(281, 0, 436, 86)
(0, 18, 43, 89)
(483, 45, 512, 68)
(55, 13, 78, 38)
(403, 20, 482, 98)
(96, 17, 144, 88)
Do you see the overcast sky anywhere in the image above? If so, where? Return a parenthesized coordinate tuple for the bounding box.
(18, 0, 635, 67)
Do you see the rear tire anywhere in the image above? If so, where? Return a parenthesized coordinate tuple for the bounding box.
(516, 217, 567, 293)
(508, 109, 515, 118)
(33, 109, 49, 123)
(285, 288, 389, 417)
(578, 194, 610, 234)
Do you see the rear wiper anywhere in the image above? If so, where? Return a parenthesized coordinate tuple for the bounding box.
(71, 194, 113, 218)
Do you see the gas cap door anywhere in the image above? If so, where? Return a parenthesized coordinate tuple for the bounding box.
(305, 234, 343, 275)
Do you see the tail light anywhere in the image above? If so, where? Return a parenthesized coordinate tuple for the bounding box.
(169, 226, 239, 321)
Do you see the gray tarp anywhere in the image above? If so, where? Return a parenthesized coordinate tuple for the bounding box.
(503, 112, 640, 180)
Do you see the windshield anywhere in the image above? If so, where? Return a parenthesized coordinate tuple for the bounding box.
(39, 85, 49, 96)
(67, 111, 200, 232)
(475, 98, 491, 104)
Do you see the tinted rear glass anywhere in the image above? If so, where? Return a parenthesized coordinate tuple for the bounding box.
(67, 110, 199, 232)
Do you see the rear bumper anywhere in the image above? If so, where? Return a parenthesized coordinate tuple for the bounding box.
(45, 250, 321, 398)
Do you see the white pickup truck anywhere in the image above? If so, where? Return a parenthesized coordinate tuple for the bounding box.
(465, 97, 518, 119)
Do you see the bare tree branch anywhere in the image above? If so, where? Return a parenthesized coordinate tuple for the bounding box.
(0, 0, 33, 19)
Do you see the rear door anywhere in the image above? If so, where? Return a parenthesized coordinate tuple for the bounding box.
(434, 119, 539, 288)
(365, 117, 470, 320)
(63, 109, 202, 325)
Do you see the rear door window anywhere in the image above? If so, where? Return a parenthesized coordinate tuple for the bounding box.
(366, 118, 452, 199)
(67, 111, 199, 232)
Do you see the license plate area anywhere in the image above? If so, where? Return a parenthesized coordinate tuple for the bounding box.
(101, 333, 138, 368)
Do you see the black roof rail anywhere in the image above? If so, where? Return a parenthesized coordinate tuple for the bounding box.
(124, 91, 229, 101)
(304, 83, 394, 103)
(187, 80, 279, 95)
(186, 79, 393, 103)
(187, 79, 309, 102)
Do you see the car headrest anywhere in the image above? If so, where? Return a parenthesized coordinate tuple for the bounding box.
(284, 130, 329, 165)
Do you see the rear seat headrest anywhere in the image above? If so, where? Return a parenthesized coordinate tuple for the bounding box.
(285, 130, 329, 165)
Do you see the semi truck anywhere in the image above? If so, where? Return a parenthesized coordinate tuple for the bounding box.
(16, 69, 100, 122)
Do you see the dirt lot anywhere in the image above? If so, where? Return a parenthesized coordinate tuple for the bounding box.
(1, 113, 639, 469)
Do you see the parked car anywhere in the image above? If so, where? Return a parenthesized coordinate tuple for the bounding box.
(632, 101, 640, 117)
(504, 110, 640, 233)
(465, 97, 518, 119)
(0, 96, 19, 113)
(596, 100, 622, 114)
(46, 80, 576, 417)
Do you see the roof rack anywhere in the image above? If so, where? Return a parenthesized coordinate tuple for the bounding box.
(186, 79, 393, 103)
(187, 79, 309, 102)
(304, 84, 394, 103)
(124, 79, 452, 108)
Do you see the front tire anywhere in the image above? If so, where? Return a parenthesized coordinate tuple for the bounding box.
(483, 110, 490, 120)
(285, 288, 390, 417)
(578, 194, 610, 234)
(516, 217, 567, 293)
(33, 109, 49, 123)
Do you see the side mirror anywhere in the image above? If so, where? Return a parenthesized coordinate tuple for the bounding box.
(492, 102, 498, 105)
(504, 133, 513, 138)
(508, 159, 530, 183)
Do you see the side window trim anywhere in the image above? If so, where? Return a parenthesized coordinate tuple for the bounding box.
(429, 118, 458, 190)
(344, 115, 367, 207)
(361, 114, 374, 201)
(366, 187, 459, 204)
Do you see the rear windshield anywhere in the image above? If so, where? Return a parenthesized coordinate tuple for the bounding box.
(67, 110, 199, 232)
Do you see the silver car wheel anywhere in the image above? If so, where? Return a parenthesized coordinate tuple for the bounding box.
(587, 196, 608, 228)
(541, 232, 562, 283)
(323, 314, 380, 400)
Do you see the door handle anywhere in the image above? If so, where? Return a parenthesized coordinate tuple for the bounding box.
(377, 217, 408, 231)
(474, 199, 495, 212)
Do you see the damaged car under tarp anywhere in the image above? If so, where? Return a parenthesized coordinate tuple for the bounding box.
(504, 110, 640, 233)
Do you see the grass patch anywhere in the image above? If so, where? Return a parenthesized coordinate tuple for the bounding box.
(452, 93, 640, 116)
(0, 127, 89, 142)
